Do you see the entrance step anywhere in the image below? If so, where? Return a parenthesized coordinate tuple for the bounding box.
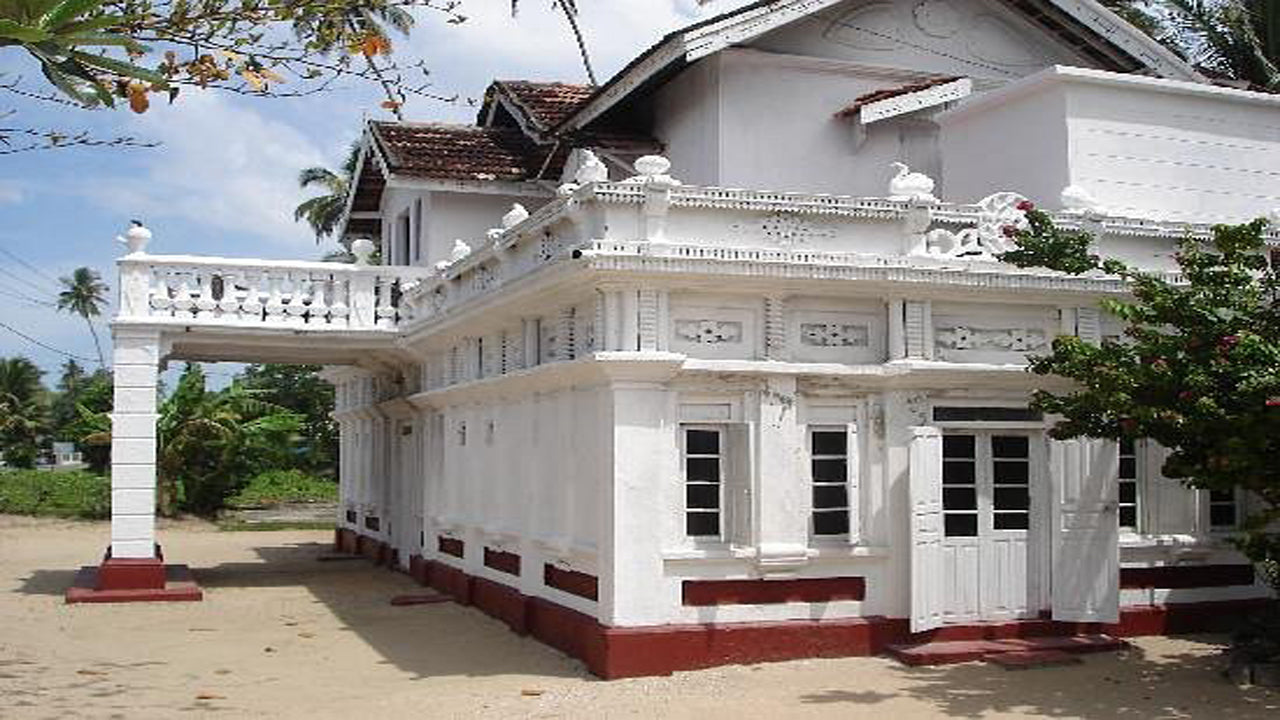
(986, 649, 1083, 669)
(887, 634, 1126, 667)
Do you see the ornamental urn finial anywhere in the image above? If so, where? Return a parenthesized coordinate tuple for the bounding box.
(1060, 184, 1100, 214)
(450, 238, 472, 263)
(351, 237, 376, 265)
(574, 149, 609, 185)
(117, 220, 152, 254)
(624, 154, 681, 186)
(502, 203, 529, 229)
(887, 162, 937, 203)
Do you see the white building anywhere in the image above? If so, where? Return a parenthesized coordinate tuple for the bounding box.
(81, 0, 1276, 677)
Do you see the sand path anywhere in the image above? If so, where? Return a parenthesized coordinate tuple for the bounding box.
(1, 515, 1276, 719)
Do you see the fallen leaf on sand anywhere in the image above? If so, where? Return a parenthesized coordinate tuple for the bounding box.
(195, 692, 225, 700)
(76, 669, 108, 676)
(263, 647, 276, 653)
(298, 632, 316, 639)
(214, 669, 232, 675)
(188, 628, 217, 632)
(521, 689, 544, 697)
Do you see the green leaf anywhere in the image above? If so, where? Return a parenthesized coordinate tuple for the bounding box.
(40, 0, 105, 31)
(69, 50, 167, 85)
(39, 61, 101, 106)
(0, 18, 52, 42)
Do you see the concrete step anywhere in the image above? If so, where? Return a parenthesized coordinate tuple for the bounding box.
(986, 649, 1083, 669)
(887, 633, 1126, 667)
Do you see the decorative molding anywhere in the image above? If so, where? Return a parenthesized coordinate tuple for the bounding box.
(764, 296, 788, 360)
(903, 301, 931, 359)
(675, 320, 743, 345)
(731, 212, 837, 247)
(861, 78, 972, 124)
(935, 325, 1048, 352)
(800, 322, 870, 347)
(919, 192, 1028, 261)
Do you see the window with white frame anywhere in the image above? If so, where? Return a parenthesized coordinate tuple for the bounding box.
(1118, 438, 1139, 530)
(1209, 489, 1239, 530)
(683, 426, 723, 538)
(809, 427, 850, 536)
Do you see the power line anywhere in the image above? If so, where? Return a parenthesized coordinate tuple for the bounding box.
(0, 244, 61, 290)
(0, 264, 58, 299)
(0, 283, 56, 308)
(0, 320, 98, 363)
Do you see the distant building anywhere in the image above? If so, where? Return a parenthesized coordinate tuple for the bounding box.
(50, 442, 83, 469)
(92, 0, 1275, 676)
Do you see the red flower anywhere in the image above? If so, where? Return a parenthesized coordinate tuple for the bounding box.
(1179, 391, 1194, 401)
(1219, 335, 1240, 349)
(1267, 398, 1280, 407)
(1016, 200, 1035, 212)
(1002, 225, 1018, 237)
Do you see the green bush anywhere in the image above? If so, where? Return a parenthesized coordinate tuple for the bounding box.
(0, 470, 110, 519)
(225, 469, 337, 509)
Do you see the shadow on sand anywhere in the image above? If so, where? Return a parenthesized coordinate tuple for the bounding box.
(19, 539, 586, 681)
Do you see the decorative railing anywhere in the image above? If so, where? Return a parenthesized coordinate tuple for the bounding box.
(116, 252, 434, 332)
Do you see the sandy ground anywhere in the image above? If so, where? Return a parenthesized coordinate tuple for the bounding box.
(1, 516, 1277, 719)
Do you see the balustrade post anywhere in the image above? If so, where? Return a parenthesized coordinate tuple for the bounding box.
(349, 269, 377, 329)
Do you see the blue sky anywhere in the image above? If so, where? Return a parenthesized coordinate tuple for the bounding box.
(0, 0, 752, 383)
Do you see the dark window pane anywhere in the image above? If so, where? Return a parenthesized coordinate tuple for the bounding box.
(686, 484, 719, 509)
(1210, 489, 1234, 502)
(811, 430, 847, 456)
(944, 487, 977, 511)
(943, 460, 975, 484)
(1119, 457, 1137, 479)
(1120, 437, 1135, 454)
(687, 512, 720, 537)
(934, 406, 1042, 422)
(993, 461, 1028, 484)
(685, 457, 720, 482)
(1118, 482, 1137, 503)
(994, 512, 1029, 530)
(812, 458, 847, 483)
(813, 484, 848, 509)
(945, 513, 978, 537)
(686, 429, 719, 455)
(992, 436, 1029, 458)
(994, 487, 1029, 511)
(813, 510, 849, 535)
(943, 435, 975, 458)
(1119, 507, 1137, 528)
(1210, 504, 1237, 528)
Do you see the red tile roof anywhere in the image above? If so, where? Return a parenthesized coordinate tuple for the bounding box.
(492, 80, 596, 132)
(835, 76, 964, 118)
(369, 122, 563, 182)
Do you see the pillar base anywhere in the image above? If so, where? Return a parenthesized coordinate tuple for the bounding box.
(65, 546, 203, 604)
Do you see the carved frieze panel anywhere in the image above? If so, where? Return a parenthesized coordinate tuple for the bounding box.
(932, 306, 1055, 363)
(729, 211, 837, 248)
(669, 304, 758, 360)
(790, 309, 883, 364)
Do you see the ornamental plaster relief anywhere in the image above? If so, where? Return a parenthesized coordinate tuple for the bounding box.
(931, 304, 1057, 363)
(728, 211, 839, 248)
(669, 303, 760, 360)
(788, 308, 885, 364)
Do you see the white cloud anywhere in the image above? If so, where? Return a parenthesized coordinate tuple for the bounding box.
(82, 90, 327, 252)
(0, 180, 22, 205)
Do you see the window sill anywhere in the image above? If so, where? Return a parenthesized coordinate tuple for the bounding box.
(1119, 533, 1234, 555)
(663, 544, 890, 562)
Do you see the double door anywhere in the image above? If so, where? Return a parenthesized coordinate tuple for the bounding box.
(938, 431, 1044, 623)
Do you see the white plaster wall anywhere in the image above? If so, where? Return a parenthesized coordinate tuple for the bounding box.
(749, 0, 1087, 80)
(652, 57, 722, 187)
(382, 188, 551, 268)
(937, 83, 1071, 207)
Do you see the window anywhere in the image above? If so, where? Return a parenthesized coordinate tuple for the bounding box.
(1209, 489, 1239, 529)
(943, 434, 977, 537)
(1118, 438, 1139, 529)
(683, 426, 722, 538)
(991, 435, 1030, 530)
(810, 427, 850, 536)
(413, 198, 423, 263)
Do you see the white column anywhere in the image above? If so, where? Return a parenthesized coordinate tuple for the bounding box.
(110, 328, 162, 559)
(751, 375, 808, 572)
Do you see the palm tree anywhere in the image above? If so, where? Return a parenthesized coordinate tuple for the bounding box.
(1163, 0, 1280, 88)
(56, 267, 109, 370)
(512, 1, 598, 85)
(0, 357, 47, 468)
(295, 141, 363, 245)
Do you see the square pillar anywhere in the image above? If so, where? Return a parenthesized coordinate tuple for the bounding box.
(110, 328, 161, 560)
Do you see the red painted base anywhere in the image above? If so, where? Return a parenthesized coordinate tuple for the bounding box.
(65, 563, 202, 604)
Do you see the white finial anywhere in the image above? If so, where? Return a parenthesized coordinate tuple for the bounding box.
(1060, 184, 1100, 213)
(350, 237, 376, 265)
(450, 238, 471, 263)
(888, 162, 937, 203)
(502, 203, 529, 229)
(575, 149, 609, 185)
(116, 220, 152, 254)
(434, 259, 451, 272)
(623, 154, 681, 186)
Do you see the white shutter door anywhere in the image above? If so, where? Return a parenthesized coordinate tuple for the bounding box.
(1145, 443, 1197, 535)
(909, 426, 944, 633)
(725, 423, 755, 549)
(1050, 438, 1120, 623)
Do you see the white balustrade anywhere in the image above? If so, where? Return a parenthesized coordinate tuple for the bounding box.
(117, 255, 432, 332)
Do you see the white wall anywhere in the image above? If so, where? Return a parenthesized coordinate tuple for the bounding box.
(381, 188, 552, 268)
(652, 57, 722, 187)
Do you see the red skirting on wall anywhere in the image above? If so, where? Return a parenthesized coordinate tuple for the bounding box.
(684, 577, 866, 606)
(350, 532, 1275, 679)
(438, 535, 465, 559)
(1120, 564, 1255, 589)
(544, 563, 598, 601)
(483, 547, 521, 576)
